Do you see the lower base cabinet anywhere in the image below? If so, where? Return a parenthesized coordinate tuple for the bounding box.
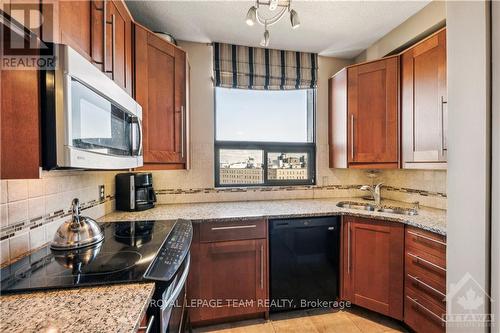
(188, 220, 268, 325)
(341, 216, 404, 320)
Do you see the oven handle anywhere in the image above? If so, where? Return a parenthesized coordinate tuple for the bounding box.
(161, 254, 190, 311)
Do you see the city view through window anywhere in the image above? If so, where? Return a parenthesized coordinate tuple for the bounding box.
(215, 88, 315, 186)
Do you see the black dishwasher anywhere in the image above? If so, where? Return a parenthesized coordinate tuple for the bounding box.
(269, 216, 340, 312)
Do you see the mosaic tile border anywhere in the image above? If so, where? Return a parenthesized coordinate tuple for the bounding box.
(155, 184, 447, 198)
(0, 195, 115, 240)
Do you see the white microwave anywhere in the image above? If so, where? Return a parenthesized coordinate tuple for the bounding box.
(41, 44, 143, 170)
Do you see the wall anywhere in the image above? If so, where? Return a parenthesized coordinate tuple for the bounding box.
(355, 0, 446, 63)
(446, 1, 491, 331)
(0, 171, 116, 265)
(150, 41, 375, 204)
(491, 1, 500, 329)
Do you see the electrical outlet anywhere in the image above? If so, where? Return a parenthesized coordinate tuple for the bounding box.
(98, 185, 105, 201)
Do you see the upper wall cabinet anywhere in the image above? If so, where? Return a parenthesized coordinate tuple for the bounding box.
(401, 29, 447, 169)
(41, 0, 133, 95)
(134, 24, 188, 169)
(329, 56, 399, 169)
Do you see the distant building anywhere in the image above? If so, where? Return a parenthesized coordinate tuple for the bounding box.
(220, 168, 263, 184)
(268, 168, 307, 180)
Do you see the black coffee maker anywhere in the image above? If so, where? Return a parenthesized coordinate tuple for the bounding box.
(115, 173, 156, 211)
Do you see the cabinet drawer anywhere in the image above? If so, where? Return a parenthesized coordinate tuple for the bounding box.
(406, 273, 446, 310)
(406, 227, 446, 259)
(200, 219, 266, 242)
(405, 251, 446, 290)
(405, 288, 446, 333)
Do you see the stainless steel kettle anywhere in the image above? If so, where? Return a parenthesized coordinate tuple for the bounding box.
(51, 198, 104, 250)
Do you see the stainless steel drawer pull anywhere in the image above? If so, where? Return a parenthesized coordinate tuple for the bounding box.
(408, 252, 446, 272)
(407, 296, 446, 324)
(211, 225, 257, 231)
(408, 274, 446, 299)
(138, 315, 154, 333)
(260, 244, 264, 289)
(408, 230, 447, 246)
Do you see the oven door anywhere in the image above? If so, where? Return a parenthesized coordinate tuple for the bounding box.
(160, 254, 190, 333)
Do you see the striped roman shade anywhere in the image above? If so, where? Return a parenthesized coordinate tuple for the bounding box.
(213, 42, 318, 90)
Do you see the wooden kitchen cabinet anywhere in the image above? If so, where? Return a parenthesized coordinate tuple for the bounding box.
(402, 28, 447, 169)
(41, 0, 133, 95)
(329, 56, 399, 169)
(341, 216, 404, 320)
(135, 24, 187, 169)
(188, 220, 268, 325)
(404, 226, 446, 332)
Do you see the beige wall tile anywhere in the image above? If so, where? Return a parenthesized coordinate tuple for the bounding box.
(0, 204, 8, 228)
(29, 225, 47, 250)
(0, 239, 9, 264)
(7, 180, 28, 202)
(8, 200, 28, 225)
(0, 180, 8, 204)
(9, 232, 30, 260)
(28, 197, 46, 220)
(28, 179, 45, 198)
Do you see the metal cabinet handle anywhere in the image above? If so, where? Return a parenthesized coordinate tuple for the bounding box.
(408, 274, 446, 299)
(109, 14, 116, 78)
(91, 0, 106, 67)
(407, 296, 446, 324)
(408, 230, 446, 246)
(347, 222, 351, 274)
(260, 244, 264, 289)
(181, 106, 185, 159)
(408, 252, 446, 273)
(350, 114, 355, 160)
(440, 96, 448, 156)
(138, 315, 154, 333)
(210, 225, 257, 231)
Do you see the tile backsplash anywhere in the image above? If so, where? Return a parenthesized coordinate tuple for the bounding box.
(0, 168, 446, 266)
(0, 171, 116, 265)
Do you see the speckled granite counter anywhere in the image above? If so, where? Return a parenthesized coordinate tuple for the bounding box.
(100, 198, 447, 235)
(0, 283, 155, 333)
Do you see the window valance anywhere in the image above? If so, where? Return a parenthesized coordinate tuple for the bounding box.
(213, 42, 318, 90)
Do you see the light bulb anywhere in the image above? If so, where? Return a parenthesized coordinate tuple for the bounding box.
(246, 6, 257, 26)
(290, 9, 300, 29)
(260, 29, 270, 47)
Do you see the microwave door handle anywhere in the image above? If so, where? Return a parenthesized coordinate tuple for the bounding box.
(131, 116, 142, 156)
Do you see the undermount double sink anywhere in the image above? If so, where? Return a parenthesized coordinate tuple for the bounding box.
(336, 201, 419, 216)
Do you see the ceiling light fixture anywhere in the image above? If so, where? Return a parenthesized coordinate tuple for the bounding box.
(245, 0, 300, 47)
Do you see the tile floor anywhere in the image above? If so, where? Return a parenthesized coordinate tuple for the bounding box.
(193, 307, 409, 333)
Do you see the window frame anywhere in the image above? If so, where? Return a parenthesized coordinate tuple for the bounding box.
(214, 88, 317, 188)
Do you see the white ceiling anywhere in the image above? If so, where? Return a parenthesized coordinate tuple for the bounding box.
(126, 0, 430, 59)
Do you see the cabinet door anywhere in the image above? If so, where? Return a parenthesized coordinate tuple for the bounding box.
(342, 216, 404, 320)
(135, 25, 186, 166)
(347, 57, 399, 167)
(402, 29, 447, 166)
(105, 0, 133, 95)
(191, 239, 267, 323)
(57, 1, 92, 61)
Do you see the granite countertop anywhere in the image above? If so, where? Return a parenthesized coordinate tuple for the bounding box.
(100, 197, 447, 235)
(0, 283, 155, 333)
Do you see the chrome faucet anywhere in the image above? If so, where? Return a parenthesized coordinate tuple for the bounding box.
(360, 183, 384, 207)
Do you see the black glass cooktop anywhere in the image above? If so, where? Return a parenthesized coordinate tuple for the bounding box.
(0, 220, 178, 294)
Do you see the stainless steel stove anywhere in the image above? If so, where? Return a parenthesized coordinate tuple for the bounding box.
(0, 219, 192, 333)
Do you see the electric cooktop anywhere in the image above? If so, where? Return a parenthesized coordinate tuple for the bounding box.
(0, 219, 192, 294)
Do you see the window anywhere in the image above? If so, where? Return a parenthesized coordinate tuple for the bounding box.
(215, 88, 315, 187)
